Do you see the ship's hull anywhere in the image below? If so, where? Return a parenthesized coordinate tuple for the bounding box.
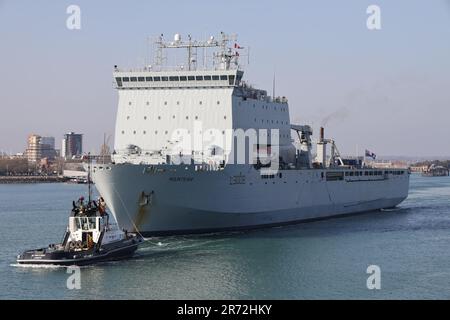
(92, 164, 410, 236)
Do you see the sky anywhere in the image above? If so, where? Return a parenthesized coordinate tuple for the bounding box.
(0, 0, 449, 157)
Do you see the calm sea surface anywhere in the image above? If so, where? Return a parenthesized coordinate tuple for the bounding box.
(0, 174, 449, 299)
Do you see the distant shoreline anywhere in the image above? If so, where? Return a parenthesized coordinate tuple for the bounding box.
(0, 176, 69, 184)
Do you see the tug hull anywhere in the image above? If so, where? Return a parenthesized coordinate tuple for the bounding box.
(17, 236, 142, 266)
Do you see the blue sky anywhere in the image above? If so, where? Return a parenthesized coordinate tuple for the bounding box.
(0, 0, 449, 157)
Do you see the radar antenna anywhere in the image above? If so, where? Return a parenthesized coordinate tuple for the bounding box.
(153, 32, 241, 71)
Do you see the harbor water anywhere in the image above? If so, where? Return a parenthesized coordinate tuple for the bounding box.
(0, 174, 449, 299)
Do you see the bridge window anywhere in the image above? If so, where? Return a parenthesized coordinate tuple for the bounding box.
(229, 75, 235, 85)
(204, 75, 211, 80)
(169, 76, 179, 81)
(153, 76, 161, 81)
(123, 77, 129, 82)
(130, 77, 137, 82)
(145, 77, 152, 81)
(188, 76, 195, 81)
(196, 76, 203, 81)
(180, 76, 187, 81)
(221, 75, 228, 80)
(212, 75, 219, 80)
(115, 77, 122, 87)
(138, 77, 144, 81)
(161, 76, 168, 81)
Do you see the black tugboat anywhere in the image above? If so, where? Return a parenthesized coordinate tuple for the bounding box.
(17, 155, 143, 266)
(17, 208, 143, 266)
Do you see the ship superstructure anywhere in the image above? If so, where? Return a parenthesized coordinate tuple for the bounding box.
(92, 33, 410, 235)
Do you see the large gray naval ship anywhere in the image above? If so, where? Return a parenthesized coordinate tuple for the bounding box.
(91, 33, 410, 236)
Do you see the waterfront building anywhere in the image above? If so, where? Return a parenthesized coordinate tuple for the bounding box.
(26, 134, 42, 163)
(62, 132, 83, 159)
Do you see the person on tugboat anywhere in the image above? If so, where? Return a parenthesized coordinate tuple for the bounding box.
(72, 196, 109, 220)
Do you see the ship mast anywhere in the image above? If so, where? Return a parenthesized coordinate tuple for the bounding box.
(154, 32, 239, 71)
(87, 152, 92, 204)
